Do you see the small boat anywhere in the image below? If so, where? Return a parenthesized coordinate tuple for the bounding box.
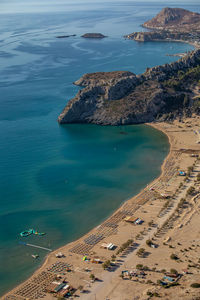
(32, 254, 39, 259)
(20, 229, 33, 237)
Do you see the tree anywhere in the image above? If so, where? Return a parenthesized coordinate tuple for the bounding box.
(102, 260, 111, 270)
(187, 186, 195, 196)
(111, 255, 116, 261)
(146, 239, 152, 247)
(148, 220, 154, 227)
(170, 268, 178, 274)
(90, 273, 95, 280)
(170, 253, 178, 260)
(137, 248, 145, 257)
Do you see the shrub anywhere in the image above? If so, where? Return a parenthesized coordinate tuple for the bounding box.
(178, 198, 186, 208)
(90, 273, 95, 280)
(148, 220, 154, 227)
(147, 280, 153, 284)
(102, 260, 111, 269)
(136, 264, 143, 270)
(157, 279, 162, 285)
(170, 268, 178, 274)
(190, 283, 200, 288)
(137, 248, 145, 257)
(187, 186, 195, 196)
(187, 166, 193, 174)
(153, 292, 160, 297)
(111, 255, 116, 261)
(170, 253, 178, 260)
(146, 239, 152, 247)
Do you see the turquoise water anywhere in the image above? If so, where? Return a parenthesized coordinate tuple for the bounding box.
(0, 0, 198, 295)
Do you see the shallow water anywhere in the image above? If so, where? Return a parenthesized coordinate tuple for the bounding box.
(0, 0, 198, 295)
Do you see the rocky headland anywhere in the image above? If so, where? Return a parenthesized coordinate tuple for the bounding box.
(58, 49, 200, 125)
(126, 7, 200, 46)
(58, 8, 200, 126)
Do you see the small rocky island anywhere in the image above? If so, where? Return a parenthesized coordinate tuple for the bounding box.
(56, 34, 76, 39)
(81, 33, 106, 39)
(58, 8, 200, 125)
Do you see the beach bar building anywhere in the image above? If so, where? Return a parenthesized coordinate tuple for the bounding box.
(101, 242, 115, 250)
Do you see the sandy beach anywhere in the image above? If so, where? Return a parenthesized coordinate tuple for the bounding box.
(3, 115, 200, 300)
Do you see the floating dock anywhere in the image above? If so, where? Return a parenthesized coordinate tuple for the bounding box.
(19, 241, 52, 252)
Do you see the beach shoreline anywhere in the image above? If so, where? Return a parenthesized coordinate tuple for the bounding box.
(2, 123, 169, 294)
(5, 115, 200, 299)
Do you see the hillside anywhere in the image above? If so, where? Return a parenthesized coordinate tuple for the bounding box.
(58, 8, 200, 126)
(143, 7, 200, 31)
(58, 50, 200, 125)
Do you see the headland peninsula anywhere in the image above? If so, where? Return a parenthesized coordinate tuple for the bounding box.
(3, 7, 200, 300)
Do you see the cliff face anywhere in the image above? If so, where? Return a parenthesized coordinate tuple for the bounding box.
(58, 50, 200, 125)
(58, 71, 139, 124)
(143, 50, 200, 81)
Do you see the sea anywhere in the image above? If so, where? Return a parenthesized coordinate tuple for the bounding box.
(0, 0, 199, 295)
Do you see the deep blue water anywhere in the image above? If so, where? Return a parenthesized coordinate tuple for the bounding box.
(0, 0, 199, 295)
